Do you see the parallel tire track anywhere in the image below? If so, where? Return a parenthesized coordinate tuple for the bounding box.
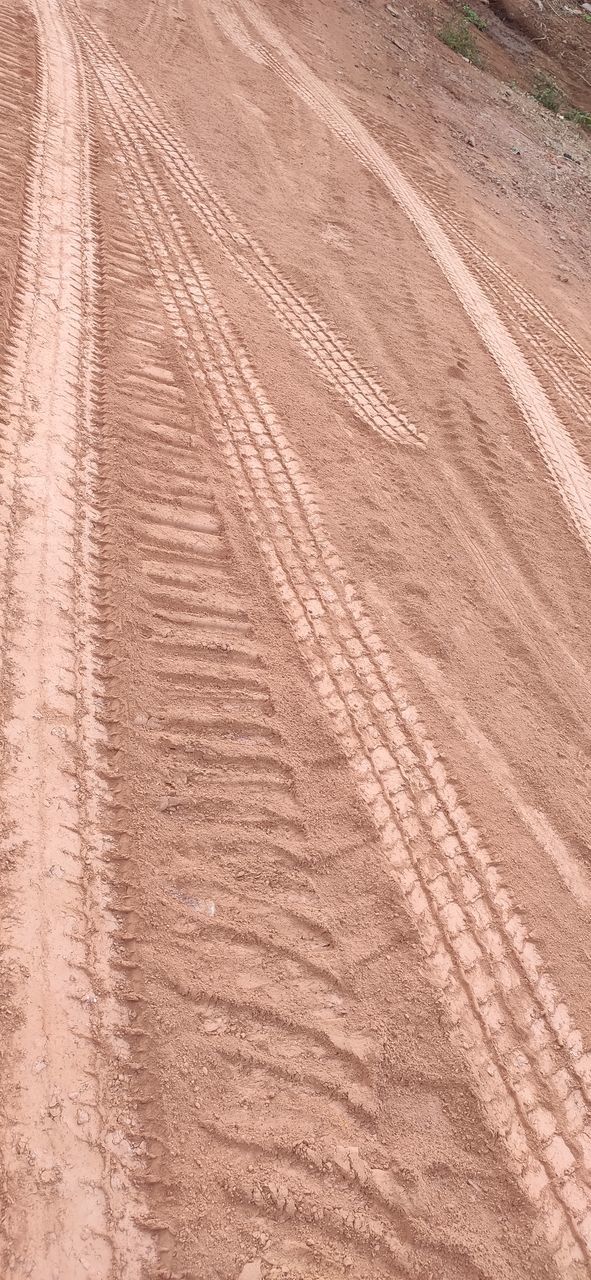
(97, 192, 467, 1277)
(68, 0, 423, 450)
(94, 63, 591, 1277)
(233, 0, 591, 562)
(356, 107, 591, 428)
(426, 202, 591, 437)
(0, 2, 152, 1275)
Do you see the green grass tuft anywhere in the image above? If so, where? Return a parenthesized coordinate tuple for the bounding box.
(565, 107, 591, 131)
(439, 17, 482, 64)
(462, 5, 488, 30)
(532, 72, 562, 113)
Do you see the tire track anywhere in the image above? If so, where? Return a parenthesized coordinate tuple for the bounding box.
(95, 185, 487, 1278)
(0, 0, 35, 346)
(342, 97, 591, 418)
(93, 67, 591, 1275)
(67, 1, 422, 450)
(230, 0, 591, 563)
(432, 204, 591, 382)
(212, 0, 264, 62)
(0, 1, 152, 1275)
(347, 104, 591, 451)
(105, 211, 386, 1261)
(91, 137, 516, 1269)
(136, 0, 185, 57)
(425, 203, 591, 438)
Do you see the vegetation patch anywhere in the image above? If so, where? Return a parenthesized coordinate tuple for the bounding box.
(532, 72, 562, 113)
(462, 6, 488, 31)
(530, 72, 591, 134)
(439, 17, 482, 63)
(565, 107, 591, 130)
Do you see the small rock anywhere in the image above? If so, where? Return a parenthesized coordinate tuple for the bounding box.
(466, 136, 476, 148)
(202, 1018, 224, 1035)
(77, 1108, 90, 1125)
(32, 1058, 46, 1075)
(238, 1261, 262, 1280)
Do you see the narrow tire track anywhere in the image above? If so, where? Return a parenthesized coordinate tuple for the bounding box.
(68, 0, 423, 450)
(0, 1, 153, 1275)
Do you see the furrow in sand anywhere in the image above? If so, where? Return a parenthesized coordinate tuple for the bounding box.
(95, 68, 591, 1275)
(67, 0, 421, 448)
(231, 0, 591, 561)
(0, 1, 152, 1275)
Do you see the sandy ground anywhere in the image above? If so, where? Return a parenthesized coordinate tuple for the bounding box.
(1, 0, 591, 1276)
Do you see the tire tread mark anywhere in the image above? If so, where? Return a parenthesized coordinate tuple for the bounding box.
(94, 69, 591, 1276)
(68, 2, 423, 449)
(234, 0, 591, 562)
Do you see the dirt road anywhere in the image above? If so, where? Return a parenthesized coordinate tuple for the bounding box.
(1, 0, 591, 1276)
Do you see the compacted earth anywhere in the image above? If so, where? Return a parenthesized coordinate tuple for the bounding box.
(1, 0, 591, 1277)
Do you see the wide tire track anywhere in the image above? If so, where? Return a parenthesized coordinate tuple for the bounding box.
(94, 171, 490, 1280)
(92, 62, 591, 1277)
